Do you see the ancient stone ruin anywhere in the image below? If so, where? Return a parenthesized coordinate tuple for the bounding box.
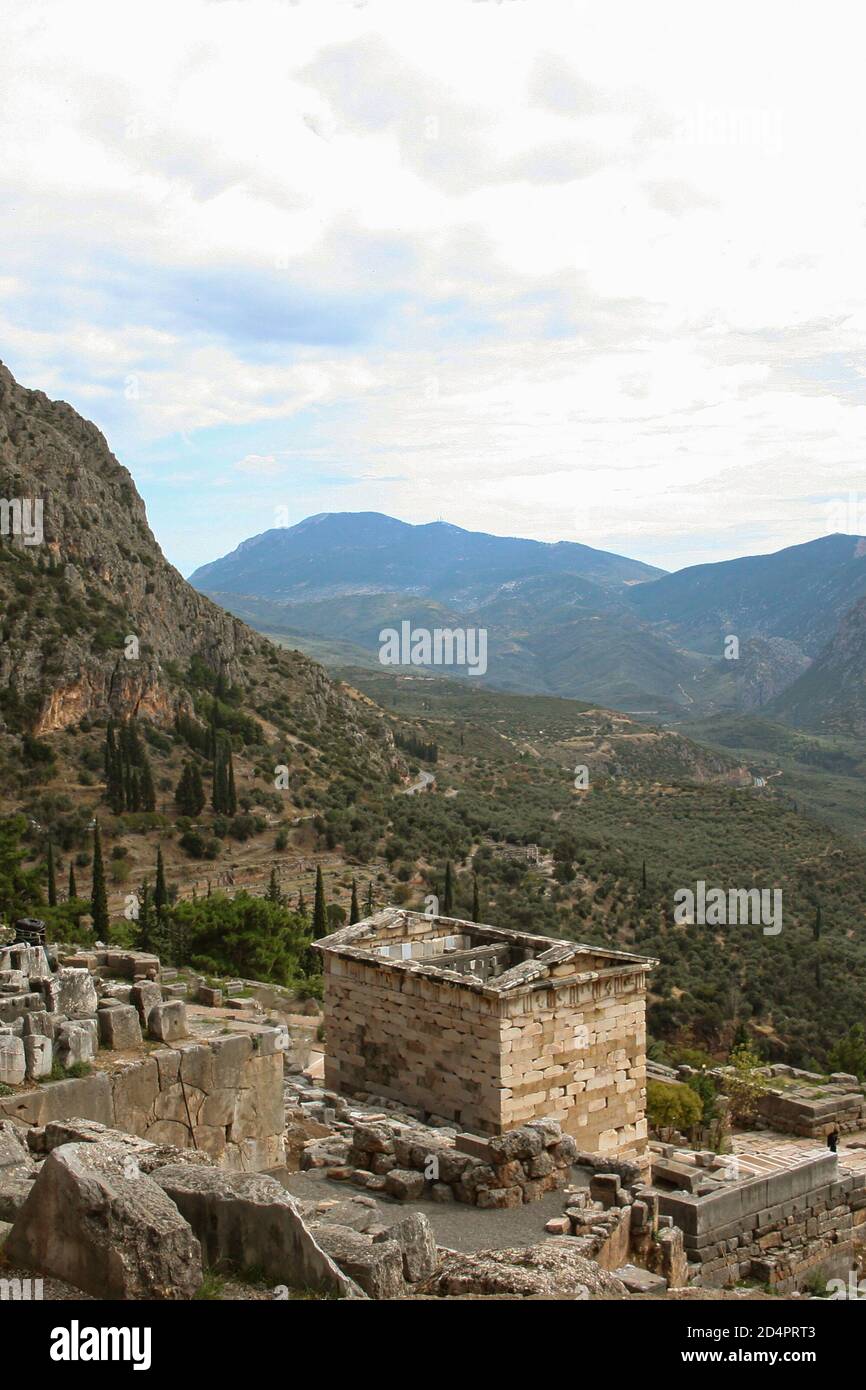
(315, 909, 655, 1154)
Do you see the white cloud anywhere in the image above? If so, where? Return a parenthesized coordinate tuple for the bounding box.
(1, 0, 865, 570)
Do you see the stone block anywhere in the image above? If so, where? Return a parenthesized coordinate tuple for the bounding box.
(0, 1036, 25, 1086)
(98, 1004, 142, 1051)
(375, 1212, 438, 1282)
(147, 1000, 188, 1043)
(130, 981, 162, 1026)
(23, 1034, 52, 1080)
(44, 968, 98, 1019)
(384, 1168, 425, 1201)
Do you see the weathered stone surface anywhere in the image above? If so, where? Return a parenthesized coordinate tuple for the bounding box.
(0, 1119, 34, 1176)
(153, 1165, 363, 1298)
(430, 1239, 628, 1298)
(5, 1140, 202, 1299)
(377, 1212, 438, 1283)
(23, 1033, 52, 1080)
(0, 1071, 114, 1128)
(43, 968, 98, 1019)
(312, 1223, 404, 1299)
(384, 1168, 425, 1201)
(98, 1004, 142, 1051)
(147, 1000, 188, 1042)
(489, 1128, 544, 1163)
(614, 1263, 668, 1294)
(0, 1174, 35, 1221)
(0, 1035, 25, 1086)
(130, 981, 162, 1026)
(56, 1021, 95, 1069)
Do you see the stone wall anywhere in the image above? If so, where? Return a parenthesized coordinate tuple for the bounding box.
(0, 1031, 285, 1171)
(500, 973, 647, 1153)
(319, 911, 651, 1155)
(657, 1153, 866, 1292)
(323, 954, 505, 1134)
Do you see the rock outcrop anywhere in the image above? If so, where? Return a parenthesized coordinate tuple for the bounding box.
(4, 1139, 203, 1299)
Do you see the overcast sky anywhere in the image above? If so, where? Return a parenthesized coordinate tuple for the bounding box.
(2, 0, 865, 575)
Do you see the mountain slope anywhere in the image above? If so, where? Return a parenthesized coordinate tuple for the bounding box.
(627, 533, 866, 657)
(767, 594, 866, 734)
(0, 361, 400, 784)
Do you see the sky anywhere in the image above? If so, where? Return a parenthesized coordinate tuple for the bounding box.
(2, 0, 866, 575)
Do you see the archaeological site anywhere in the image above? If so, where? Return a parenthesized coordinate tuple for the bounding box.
(1, 910, 864, 1306)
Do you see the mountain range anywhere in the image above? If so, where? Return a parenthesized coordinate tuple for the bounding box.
(190, 515, 866, 730)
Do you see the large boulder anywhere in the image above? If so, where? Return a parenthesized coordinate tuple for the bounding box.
(152, 1164, 364, 1298)
(4, 1140, 203, 1299)
(429, 1239, 628, 1298)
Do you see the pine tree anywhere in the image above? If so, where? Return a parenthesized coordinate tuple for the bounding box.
(443, 860, 454, 917)
(350, 878, 360, 924)
(91, 821, 109, 940)
(312, 866, 327, 938)
(472, 871, 480, 923)
(67, 861, 77, 901)
(46, 840, 57, 908)
(155, 847, 167, 919)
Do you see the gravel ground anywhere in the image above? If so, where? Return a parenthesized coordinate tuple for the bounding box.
(281, 1168, 590, 1251)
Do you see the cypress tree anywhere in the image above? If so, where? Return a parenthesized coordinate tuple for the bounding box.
(266, 866, 282, 904)
(365, 881, 374, 915)
(472, 871, 480, 923)
(68, 861, 77, 901)
(155, 846, 167, 919)
(176, 762, 205, 817)
(46, 840, 57, 908)
(91, 821, 109, 940)
(297, 888, 307, 918)
(211, 746, 224, 813)
(312, 866, 327, 938)
(641, 859, 648, 892)
(443, 860, 454, 917)
(139, 753, 156, 813)
(137, 880, 152, 951)
(350, 878, 360, 925)
(226, 750, 237, 816)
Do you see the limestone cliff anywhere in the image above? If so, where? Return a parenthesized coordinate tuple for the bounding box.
(0, 360, 400, 782)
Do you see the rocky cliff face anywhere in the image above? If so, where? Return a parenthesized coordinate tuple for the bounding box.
(0, 361, 399, 779)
